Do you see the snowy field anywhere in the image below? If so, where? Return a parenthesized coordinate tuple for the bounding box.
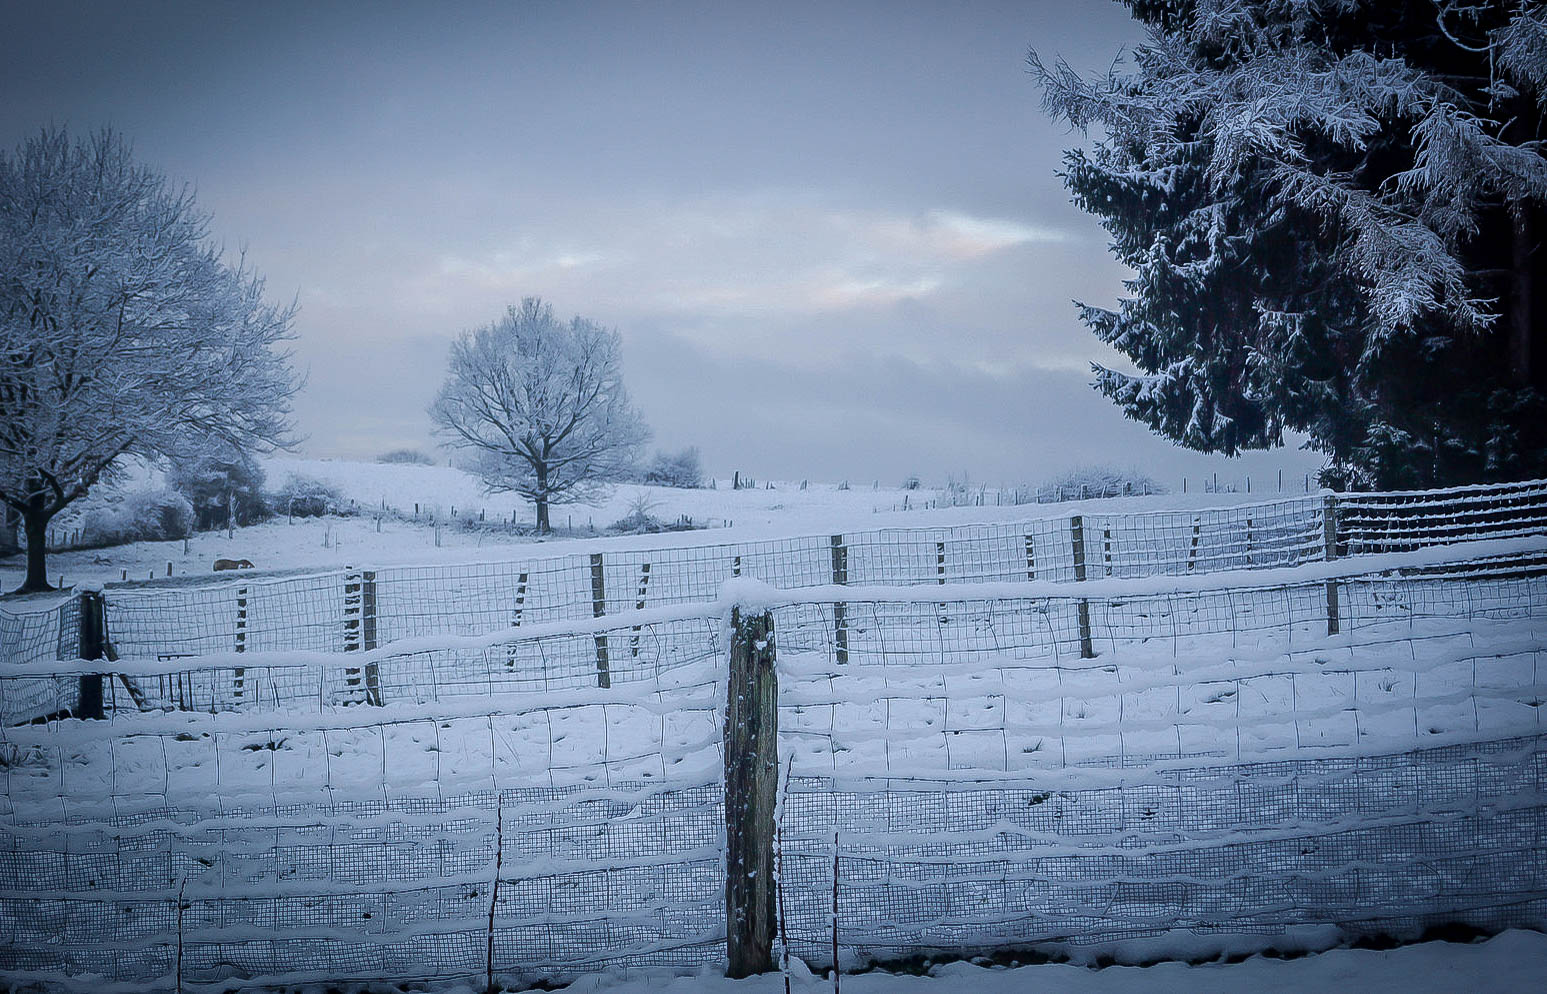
(3, 555, 1544, 989)
(3, 469, 1546, 991)
(0, 457, 1274, 594)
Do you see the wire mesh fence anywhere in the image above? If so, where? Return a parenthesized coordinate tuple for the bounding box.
(0, 612, 729, 989)
(769, 563, 1547, 967)
(3, 545, 1545, 988)
(72, 479, 1547, 664)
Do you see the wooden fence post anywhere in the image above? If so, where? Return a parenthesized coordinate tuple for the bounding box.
(725, 607, 778, 978)
(830, 535, 848, 665)
(76, 590, 105, 719)
(591, 553, 611, 688)
(1323, 496, 1341, 636)
(1070, 516, 1095, 659)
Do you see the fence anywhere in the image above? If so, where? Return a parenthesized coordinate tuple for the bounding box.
(2, 541, 1545, 989)
(27, 478, 1542, 669)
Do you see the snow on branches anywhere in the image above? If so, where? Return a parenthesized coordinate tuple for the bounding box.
(1031, 0, 1547, 489)
(0, 127, 299, 592)
(429, 297, 650, 533)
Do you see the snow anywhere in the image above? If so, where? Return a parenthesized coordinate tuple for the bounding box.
(547, 930, 1547, 994)
(4, 461, 1545, 991)
(0, 455, 1285, 593)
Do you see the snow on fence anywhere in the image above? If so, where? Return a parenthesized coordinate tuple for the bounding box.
(67, 478, 1547, 665)
(2, 546, 1545, 989)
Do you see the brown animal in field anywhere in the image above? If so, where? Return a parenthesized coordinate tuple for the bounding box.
(213, 558, 255, 571)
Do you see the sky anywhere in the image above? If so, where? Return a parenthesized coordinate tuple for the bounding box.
(0, 0, 1324, 491)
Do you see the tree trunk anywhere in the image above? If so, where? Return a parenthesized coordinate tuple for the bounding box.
(1511, 206, 1534, 388)
(535, 496, 550, 534)
(0, 505, 19, 558)
(17, 505, 54, 594)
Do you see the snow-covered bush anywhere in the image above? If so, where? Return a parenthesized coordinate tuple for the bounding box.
(1041, 466, 1165, 502)
(641, 447, 704, 488)
(270, 474, 347, 518)
(607, 492, 701, 534)
(79, 487, 195, 546)
(167, 450, 268, 530)
(376, 448, 436, 465)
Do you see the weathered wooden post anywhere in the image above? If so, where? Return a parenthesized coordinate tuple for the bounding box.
(1070, 515, 1095, 659)
(591, 553, 611, 688)
(725, 607, 778, 978)
(76, 590, 106, 719)
(1323, 495, 1340, 636)
(830, 535, 849, 665)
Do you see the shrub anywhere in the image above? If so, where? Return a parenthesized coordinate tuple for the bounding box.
(79, 487, 195, 546)
(607, 492, 702, 534)
(167, 450, 268, 530)
(376, 448, 436, 466)
(1041, 465, 1166, 502)
(270, 474, 347, 518)
(901, 475, 922, 490)
(641, 447, 704, 488)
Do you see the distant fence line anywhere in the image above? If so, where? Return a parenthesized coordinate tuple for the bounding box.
(2, 478, 1546, 672)
(0, 551, 1543, 988)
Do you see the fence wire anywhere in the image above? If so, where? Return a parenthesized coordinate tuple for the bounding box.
(83, 480, 1547, 663)
(3, 553, 1546, 988)
(0, 613, 728, 989)
(769, 566, 1547, 968)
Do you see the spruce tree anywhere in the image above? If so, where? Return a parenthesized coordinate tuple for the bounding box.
(1032, 1, 1547, 489)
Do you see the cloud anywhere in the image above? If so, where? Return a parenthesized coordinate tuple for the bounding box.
(404, 196, 1071, 324)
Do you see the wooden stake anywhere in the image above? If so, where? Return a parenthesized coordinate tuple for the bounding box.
(591, 553, 610, 688)
(725, 608, 778, 978)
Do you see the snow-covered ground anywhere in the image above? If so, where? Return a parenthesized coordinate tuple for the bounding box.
(130, 930, 1547, 993)
(559, 931, 1547, 994)
(0, 456, 1281, 593)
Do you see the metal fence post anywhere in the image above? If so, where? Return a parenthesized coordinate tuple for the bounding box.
(76, 590, 105, 719)
(233, 585, 248, 702)
(831, 535, 849, 665)
(725, 607, 778, 978)
(1324, 496, 1340, 636)
(1070, 515, 1095, 659)
(342, 569, 382, 706)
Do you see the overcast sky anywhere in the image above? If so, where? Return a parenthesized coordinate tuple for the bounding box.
(1, 0, 1323, 490)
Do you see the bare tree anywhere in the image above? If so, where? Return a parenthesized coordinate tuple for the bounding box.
(430, 298, 650, 532)
(0, 128, 299, 594)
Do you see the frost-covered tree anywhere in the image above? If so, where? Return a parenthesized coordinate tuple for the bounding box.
(1032, 0, 1547, 489)
(0, 128, 299, 593)
(429, 298, 650, 532)
(167, 444, 269, 531)
(642, 446, 705, 488)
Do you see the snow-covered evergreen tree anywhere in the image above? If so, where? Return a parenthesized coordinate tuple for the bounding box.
(1032, 0, 1547, 489)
